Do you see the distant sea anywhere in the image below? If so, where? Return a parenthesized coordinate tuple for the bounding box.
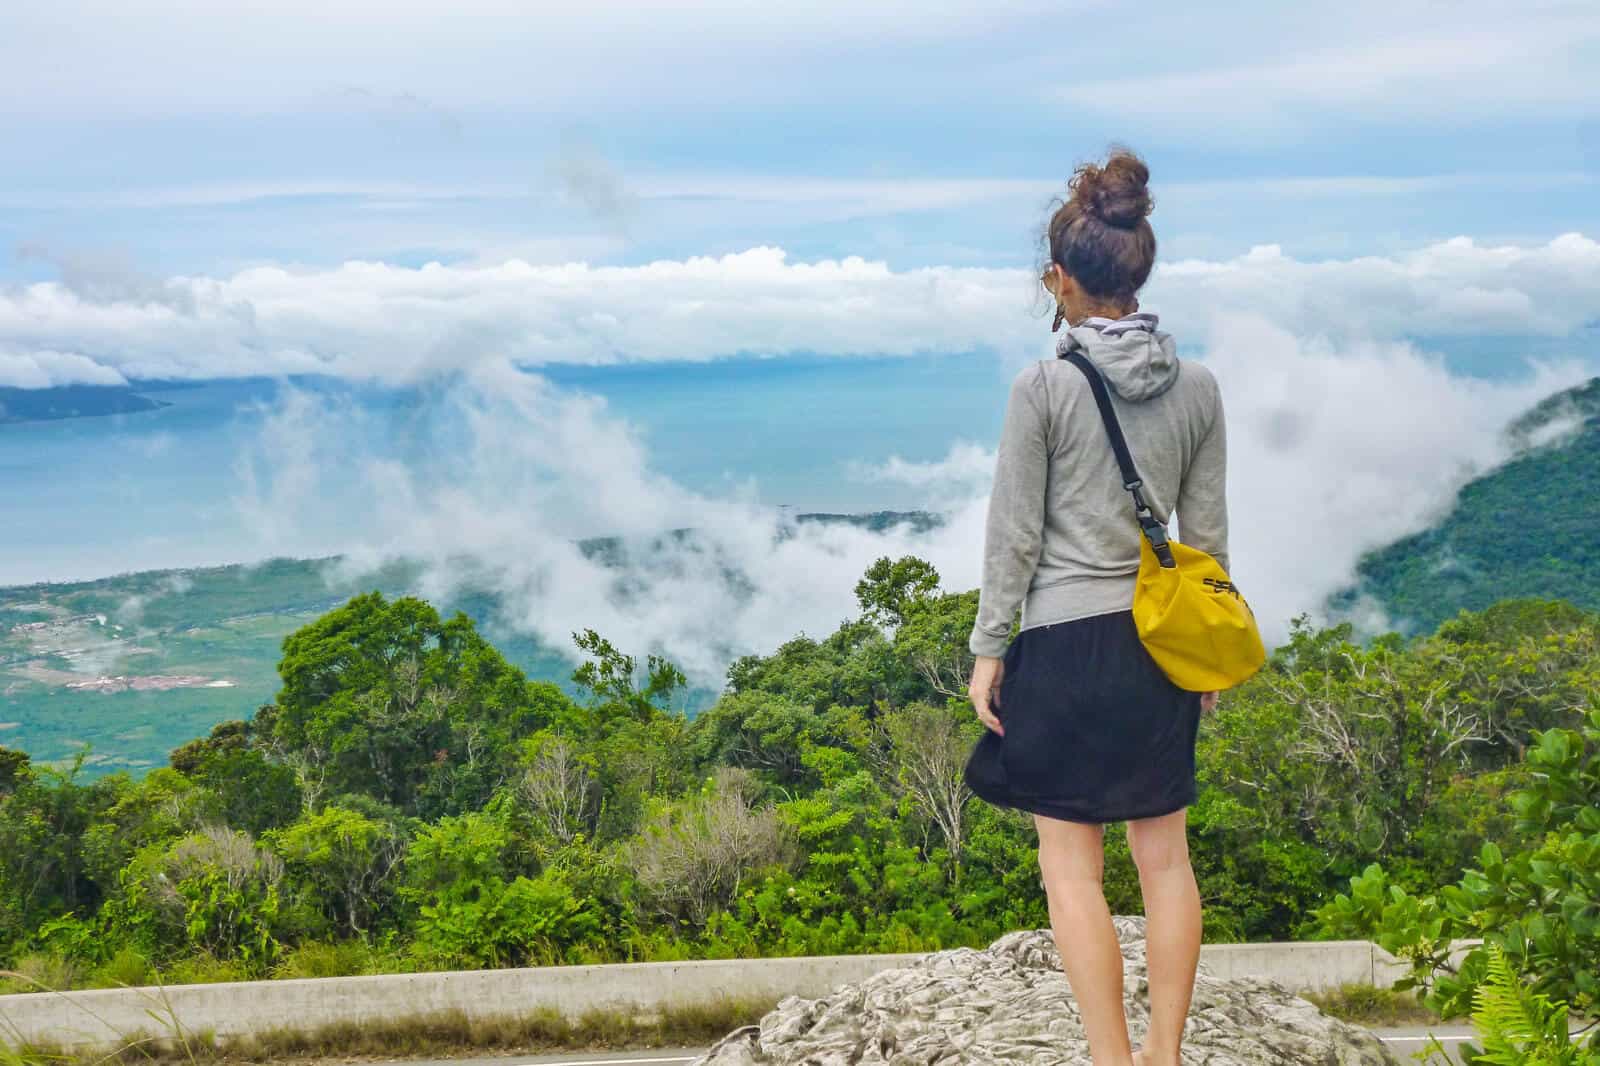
(0, 353, 1015, 586)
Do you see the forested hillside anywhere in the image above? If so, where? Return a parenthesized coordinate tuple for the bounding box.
(1333, 377, 1600, 630)
(2, 554, 1595, 993)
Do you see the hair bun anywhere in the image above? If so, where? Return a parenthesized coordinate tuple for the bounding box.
(1069, 149, 1153, 230)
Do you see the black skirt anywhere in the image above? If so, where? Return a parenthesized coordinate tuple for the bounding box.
(964, 609, 1202, 824)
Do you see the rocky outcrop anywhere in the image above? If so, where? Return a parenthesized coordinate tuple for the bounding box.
(695, 917, 1398, 1065)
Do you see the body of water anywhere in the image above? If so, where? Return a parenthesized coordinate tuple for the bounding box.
(1, 353, 1013, 586)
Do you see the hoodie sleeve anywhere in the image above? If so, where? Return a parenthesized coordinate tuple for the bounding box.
(969, 365, 1049, 658)
(1177, 375, 1230, 574)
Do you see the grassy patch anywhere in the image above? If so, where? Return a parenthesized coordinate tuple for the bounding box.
(1304, 982, 1452, 1025)
(0, 957, 81, 998)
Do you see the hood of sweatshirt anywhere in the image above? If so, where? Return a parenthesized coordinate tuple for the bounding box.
(1056, 312, 1179, 402)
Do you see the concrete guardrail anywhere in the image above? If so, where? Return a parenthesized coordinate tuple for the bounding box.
(0, 940, 1411, 1052)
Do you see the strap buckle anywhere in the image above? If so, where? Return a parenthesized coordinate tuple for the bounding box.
(1138, 511, 1179, 569)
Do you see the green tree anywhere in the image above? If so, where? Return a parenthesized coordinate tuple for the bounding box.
(855, 555, 940, 627)
(890, 588, 981, 705)
(80, 768, 214, 895)
(567, 630, 695, 841)
(0, 745, 29, 795)
(266, 592, 557, 818)
(687, 691, 848, 791)
(110, 826, 287, 972)
(398, 811, 601, 968)
(266, 806, 406, 938)
(571, 628, 688, 728)
(172, 718, 303, 835)
(0, 752, 110, 955)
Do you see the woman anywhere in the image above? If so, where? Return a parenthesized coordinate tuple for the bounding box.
(964, 148, 1227, 1066)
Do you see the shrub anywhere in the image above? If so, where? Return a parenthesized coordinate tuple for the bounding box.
(1316, 705, 1600, 1059)
(628, 769, 796, 930)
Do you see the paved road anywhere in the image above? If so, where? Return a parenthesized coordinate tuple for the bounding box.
(403, 1053, 709, 1066)
(392, 1026, 1512, 1066)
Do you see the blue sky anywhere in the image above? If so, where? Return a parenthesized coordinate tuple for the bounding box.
(2, 1, 1597, 282)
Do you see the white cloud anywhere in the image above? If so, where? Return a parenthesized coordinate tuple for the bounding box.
(2, 234, 1598, 388)
(10, 171, 1582, 218)
(0, 247, 1035, 384)
(849, 442, 996, 499)
(1196, 318, 1588, 633)
(638, 175, 1050, 216)
(240, 362, 989, 685)
(0, 347, 127, 388)
(1058, 11, 1600, 132)
(4, 0, 1592, 135)
(1167, 172, 1597, 201)
(1150, 234, 1600, 340)
(0, 0, 1073, 120)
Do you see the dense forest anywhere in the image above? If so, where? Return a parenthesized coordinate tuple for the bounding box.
(2, 555, 1595, 1013)
(1335, 376, 1600, 629)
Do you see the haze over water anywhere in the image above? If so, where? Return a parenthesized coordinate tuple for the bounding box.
(1, 354, 1008, 586)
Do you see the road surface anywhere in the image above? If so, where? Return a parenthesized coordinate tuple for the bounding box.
(391, 1025, 1526, 1066)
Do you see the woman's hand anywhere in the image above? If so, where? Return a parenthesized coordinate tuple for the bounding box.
(969, 655, 1005, 735)
(1200, 690, 1219, 715)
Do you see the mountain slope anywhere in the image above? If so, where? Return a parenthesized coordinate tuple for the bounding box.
(1331, 377, 1600, 631)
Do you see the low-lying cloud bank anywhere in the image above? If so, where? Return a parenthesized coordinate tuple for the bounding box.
(1, 233, 1597, 388)
(238, 361, 985, 686)
(233, 336, 1589, 687)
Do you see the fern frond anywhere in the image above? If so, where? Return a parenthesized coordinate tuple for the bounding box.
(1468, 944, 1583, 1066)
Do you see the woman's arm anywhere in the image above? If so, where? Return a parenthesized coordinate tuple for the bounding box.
(1177, 377, 1229, 574)
(1180, 376, 1229, 712)
(968, 365, 1049, 659)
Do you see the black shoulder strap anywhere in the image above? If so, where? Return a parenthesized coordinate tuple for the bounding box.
(1060, 349, 1178, 568)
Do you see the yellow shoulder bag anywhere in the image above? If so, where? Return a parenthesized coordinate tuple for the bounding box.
(1062, 350, 1266, 692)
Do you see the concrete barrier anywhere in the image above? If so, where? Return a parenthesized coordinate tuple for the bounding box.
(0, 940, 1409, 1052)
(0, 953, 924, 1051)
(1196, 940, 1391, 991)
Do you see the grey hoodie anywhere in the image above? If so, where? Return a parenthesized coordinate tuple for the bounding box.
(968, 313, 1229, 658)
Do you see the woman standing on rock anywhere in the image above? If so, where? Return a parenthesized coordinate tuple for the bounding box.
(964, 148, 1227, 1066)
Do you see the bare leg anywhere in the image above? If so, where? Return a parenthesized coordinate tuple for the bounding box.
(1125, 807, 1201, 1066)
(1034, 813, 1134, 1066)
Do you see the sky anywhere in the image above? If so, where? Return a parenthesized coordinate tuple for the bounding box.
(1, 1, 1597, 284)
(3, 1, 1600, 671)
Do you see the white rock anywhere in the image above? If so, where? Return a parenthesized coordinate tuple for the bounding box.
(695, 917, 1398, 1065)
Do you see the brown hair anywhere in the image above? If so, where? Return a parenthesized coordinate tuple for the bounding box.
(1045, 147, 1156, 306)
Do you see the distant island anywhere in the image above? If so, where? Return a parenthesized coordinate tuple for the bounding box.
(0, 384, 169, 424)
